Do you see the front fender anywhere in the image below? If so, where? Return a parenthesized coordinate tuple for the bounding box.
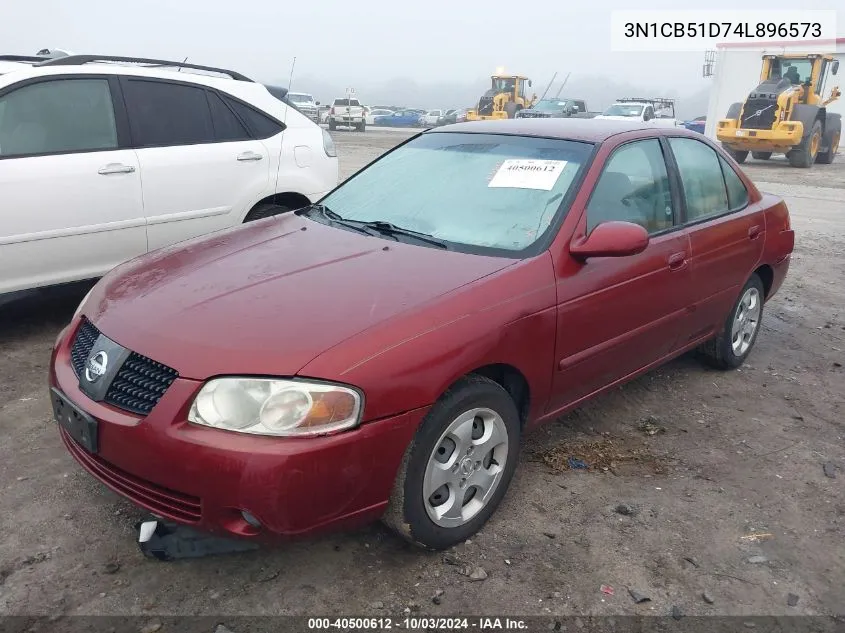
(298, 254, 558, 424)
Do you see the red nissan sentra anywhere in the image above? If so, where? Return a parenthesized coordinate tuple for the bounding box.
(49, 119, 794, 550)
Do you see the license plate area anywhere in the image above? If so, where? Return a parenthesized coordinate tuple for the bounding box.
(51, 387, 98, 453)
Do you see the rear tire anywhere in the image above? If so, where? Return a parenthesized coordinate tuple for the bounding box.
(697, 274, 765, 370)
(751, 151, 772, 160)
(243, 203, 292, 223)
(382, 375, 521, 550)
(788, 120, 822, 168)
(816, 118, 840, 164)
(724, 147, 748, 164)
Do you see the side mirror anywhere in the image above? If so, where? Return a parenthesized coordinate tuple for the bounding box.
(316, 101, 321, 106)
(832, 60, 839, 76)
(569, 221, 649, 260)
(528, 80, 532, 87)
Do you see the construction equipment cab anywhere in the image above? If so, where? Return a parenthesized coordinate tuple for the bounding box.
(466, 73, 536, 120)
(717, 53, 841, 167)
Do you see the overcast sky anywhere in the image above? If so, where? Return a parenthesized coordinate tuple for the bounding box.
(4, 0, 842, 100)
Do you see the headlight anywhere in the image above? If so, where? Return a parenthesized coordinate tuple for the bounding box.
(322, 129, 337, 157)
(188, 378, 362, 437)
(73, 288, 94, 320)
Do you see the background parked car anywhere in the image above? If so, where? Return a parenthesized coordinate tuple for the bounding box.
(422, 109, 443, 126)
(683, 116, 707, 134)
(436, 109, 457, 125)
(0, 54, 339, 297)
(366, 108, 394, 125)
(374, 109, 425, 127)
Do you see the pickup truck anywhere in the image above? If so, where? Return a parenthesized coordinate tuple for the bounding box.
(286, 92, 320, 123)
(594, 99, 681, 128)
(515, 98, 599, 119)
(327, 97, 366, 131)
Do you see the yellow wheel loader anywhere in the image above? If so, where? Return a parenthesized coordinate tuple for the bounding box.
(466, 73, 537, 121)
(717, 53, 841, 167)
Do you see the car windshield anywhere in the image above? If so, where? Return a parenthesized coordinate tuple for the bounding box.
(317, 132, 593, 255)
(288, 94, 312, 103)
(603, 104, 643, 117)
(334, 99, 360, 106)
(534, 100, 568, 112)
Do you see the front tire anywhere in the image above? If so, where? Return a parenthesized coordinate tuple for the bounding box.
(383, 375, 521, 550)
(788, 120, 822, 168)
(697, 274, 765, 370)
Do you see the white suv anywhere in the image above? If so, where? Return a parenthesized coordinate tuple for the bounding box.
(0, 55, 340, 297)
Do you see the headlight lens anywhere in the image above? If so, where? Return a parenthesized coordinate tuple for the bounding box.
(188, 378, 361, 437)
(322, 129, 337, 157)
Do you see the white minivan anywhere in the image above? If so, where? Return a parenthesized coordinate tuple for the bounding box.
(0, 55, 340, 298)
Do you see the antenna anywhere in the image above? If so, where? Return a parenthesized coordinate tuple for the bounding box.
(284, 56, 296, 126)
(177, 56, 188, 73)
(539, 71, 558, 101)
(554, 72, 571, 98)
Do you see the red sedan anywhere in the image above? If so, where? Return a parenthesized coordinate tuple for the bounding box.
(50, 119, 794, 550)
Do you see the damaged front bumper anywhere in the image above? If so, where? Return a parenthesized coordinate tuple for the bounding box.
(50, 319, 426, 542)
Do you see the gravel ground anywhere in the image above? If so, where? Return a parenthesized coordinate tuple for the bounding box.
(0, 128, 843, 621)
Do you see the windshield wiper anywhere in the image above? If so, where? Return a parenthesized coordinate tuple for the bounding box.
(295, 204, 374, 237)
(355, 221, 449, 249)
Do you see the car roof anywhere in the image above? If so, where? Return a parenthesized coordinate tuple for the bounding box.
(431, 118, 658, 142)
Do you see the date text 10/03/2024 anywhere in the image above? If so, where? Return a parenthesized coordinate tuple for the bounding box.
(623, 22, 822, 39)
(307, 617, 529, 630)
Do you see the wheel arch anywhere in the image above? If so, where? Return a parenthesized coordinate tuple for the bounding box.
(753, 264, 774, 299)
(792, 104, 825, 137)
(242, 191, 312, 222)
(450, 363, 531, 430)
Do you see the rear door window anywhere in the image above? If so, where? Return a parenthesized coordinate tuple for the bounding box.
(123, 79, 214, 147)
(668, 137, 731, 221)
(0, 78, 118, 157)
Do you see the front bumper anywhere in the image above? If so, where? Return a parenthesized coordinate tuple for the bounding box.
(50, 318, 426, 540)
(716, 119, 804, 151)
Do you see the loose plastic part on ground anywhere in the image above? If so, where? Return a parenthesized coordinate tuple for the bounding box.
(135, 518, 259, 561)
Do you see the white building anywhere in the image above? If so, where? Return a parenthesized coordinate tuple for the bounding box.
(704, 38, 845, 139)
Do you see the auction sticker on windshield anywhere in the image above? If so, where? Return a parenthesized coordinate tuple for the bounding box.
(488, 159, 567, 191)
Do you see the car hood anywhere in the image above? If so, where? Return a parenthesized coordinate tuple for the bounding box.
(86, 215, 514, 380)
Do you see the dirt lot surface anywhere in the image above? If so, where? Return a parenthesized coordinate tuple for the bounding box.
(1, 128, 843, 623)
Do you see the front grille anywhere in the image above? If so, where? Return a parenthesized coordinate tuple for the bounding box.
(478, 97, 494, 116)
(70, 319, 178, 416)
(61, 429, 202, 523)
(104, 353, 178, 416)
(740, 98, 778, 130)
(516, 110, 551, 119)
(70, 320, 99, 376)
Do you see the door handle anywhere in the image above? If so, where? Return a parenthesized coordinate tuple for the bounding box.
(237, 152, 264, 162)
(668, 251, 687, 271)
(98, 163, 135, 175)
(748, 225, 762, 240)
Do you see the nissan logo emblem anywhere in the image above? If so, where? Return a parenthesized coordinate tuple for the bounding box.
(84, 350, 109, 383)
